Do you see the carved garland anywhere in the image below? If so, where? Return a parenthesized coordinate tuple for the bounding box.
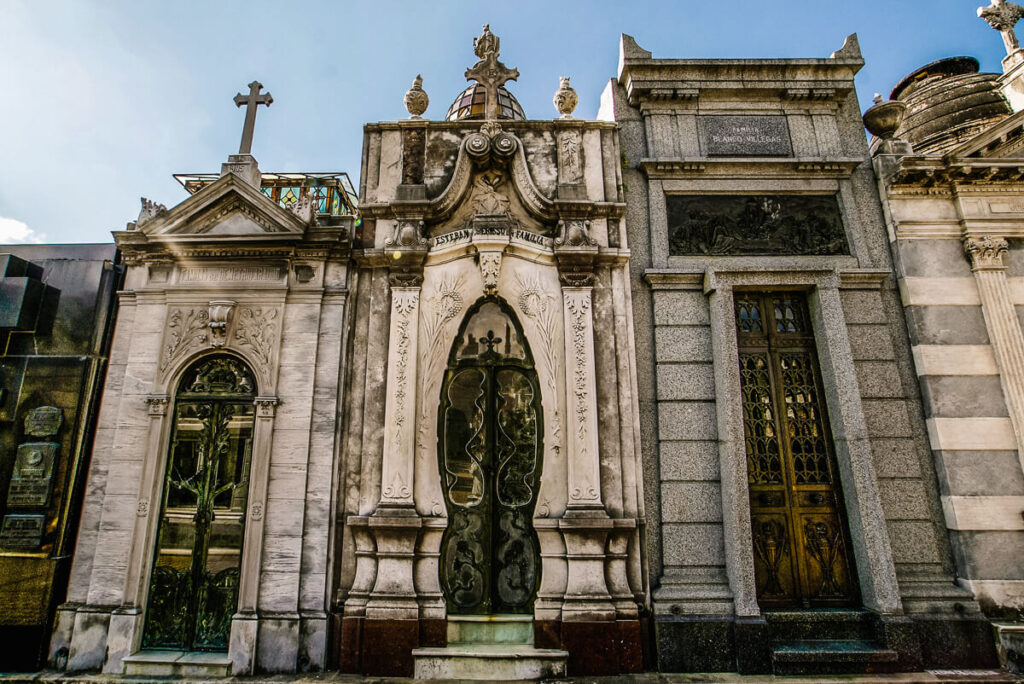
(565, 291, 597, 502)
(232, 306, 278, 373)
(389, 290, 419, 453)
(162, 308, 210, 372)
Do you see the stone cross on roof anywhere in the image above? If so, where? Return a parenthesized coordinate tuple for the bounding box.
(979, 0, 1024, 57)
(465, 24, 519, 120)
(233, 81, 273, 155)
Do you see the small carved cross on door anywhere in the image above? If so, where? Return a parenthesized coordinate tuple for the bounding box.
(233, 81, 273, 155)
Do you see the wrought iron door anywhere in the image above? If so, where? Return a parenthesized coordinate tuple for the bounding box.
(142, 356, 255, 651)
(438, 299, 543, 614)
(735, 292, 859, 609)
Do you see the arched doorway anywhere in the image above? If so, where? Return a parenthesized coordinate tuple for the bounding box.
(438, 298, 543, 614)
(141, 355, 257, 651)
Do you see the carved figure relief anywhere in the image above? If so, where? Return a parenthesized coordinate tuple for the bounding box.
(478, 252, 503, 296)
(558, 130, 582, 182)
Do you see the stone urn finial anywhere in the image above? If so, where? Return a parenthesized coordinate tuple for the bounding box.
(553, 76, 578, 119)
(404, 75, 429, 119)
(863, 96, 907, 140)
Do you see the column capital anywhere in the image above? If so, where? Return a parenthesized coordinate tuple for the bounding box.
(963, 234, 1009, 270)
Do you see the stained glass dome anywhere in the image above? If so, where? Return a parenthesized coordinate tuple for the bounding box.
(445, 83, 526, 121)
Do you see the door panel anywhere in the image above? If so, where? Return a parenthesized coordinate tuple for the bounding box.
(143, 356, 255, 651)
(736, 293, 859, 609)
(439, 300, 542, 615)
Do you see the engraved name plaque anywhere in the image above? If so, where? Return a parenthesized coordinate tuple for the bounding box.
(700, 115, 792, 157)
(0, 514, 46, 549)
(7, 443, 58, 508)
(23, 406, 62, 437)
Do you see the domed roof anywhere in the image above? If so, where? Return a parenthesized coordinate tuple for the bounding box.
(445, 83, 526, 122)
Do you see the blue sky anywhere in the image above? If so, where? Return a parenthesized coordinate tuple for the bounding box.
(0, 1, 1011, 244)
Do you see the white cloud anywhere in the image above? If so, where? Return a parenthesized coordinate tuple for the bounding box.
(0, 216, 46, 244)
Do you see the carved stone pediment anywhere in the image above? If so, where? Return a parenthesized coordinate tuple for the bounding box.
(131, 173, 307, 240)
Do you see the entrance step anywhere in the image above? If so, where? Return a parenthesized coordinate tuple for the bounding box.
(772, 639, 898, 676)
(122, 650, 232, 677)
(764, 609, 879, 643)
(447, 614, 534, 645)
(413, 644, 568, 680)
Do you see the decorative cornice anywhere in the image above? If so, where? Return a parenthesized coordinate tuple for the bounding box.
(890, 160, 1024, 189)
(964, 235, 1009, 270)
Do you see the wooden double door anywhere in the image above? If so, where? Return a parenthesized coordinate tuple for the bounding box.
(735, 291, 859, 609)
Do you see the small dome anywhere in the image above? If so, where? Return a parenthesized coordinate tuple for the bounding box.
(889, 56, 1011, 155)
(445, 83, 526, 121)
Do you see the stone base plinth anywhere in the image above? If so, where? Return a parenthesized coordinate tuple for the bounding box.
(413, 645, 567, 680)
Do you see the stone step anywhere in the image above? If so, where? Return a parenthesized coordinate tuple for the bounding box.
(772, 639, 899, 676)
(764, 609, 879, 643)
(121, 650, 232, 677)
(446, 614, 534, 646)
(413, 645, 568, 681)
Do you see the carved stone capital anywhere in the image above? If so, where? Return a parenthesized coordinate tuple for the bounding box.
(388, 271, 424, 288)
(559, 270, 596, 288)
(254, 396, 279, 418)
(145, 395, 170, 416)
(964, 235, 1009, 270)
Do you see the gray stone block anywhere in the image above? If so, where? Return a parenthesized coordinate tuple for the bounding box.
(662, 523, 726, 566)
(861, 399, 914, 438)
(905, 305, 989, 346)
(919, 375, 1008, 418)
(657, 363, 715, 401)
(659, 441, 721, 481)
(936, 450, 1024, 496)
(871, 439, 924, 479)
(855, 361, 905, 398)
(655, 325, 713, 362)
(661, 482, 723, 523)
(658, 401, 718, 441)
(886, 521, 943, 564)
(953, 531, 1024, 580)
(653, 290, 710, 326)
(841, 290, 889, 325)
(878, 479, 932, 521)
(898, 240, 974, 278)
(847, 324, 896, 361)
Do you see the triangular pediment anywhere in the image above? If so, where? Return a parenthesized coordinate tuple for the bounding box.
(139, 173, 307, 240)
(946, 109, 1024, 161)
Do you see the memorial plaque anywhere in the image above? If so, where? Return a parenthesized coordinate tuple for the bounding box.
(700, 115, 792, 157)
(0, 514, 46, 549)
(7, 443, 58, 508)
(23, 406, 62, 437)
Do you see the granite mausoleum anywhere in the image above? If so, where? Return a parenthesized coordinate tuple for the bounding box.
(16, 10, 1024, 678)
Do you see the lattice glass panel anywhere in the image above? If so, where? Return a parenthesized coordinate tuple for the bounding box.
(773, 296, 809, 334)
(736, 296, 764, 334)
(779, 352, 830, 484)
(739, 353, 782, 484)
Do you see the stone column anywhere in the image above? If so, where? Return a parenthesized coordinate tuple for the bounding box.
(363, 272, 424, 676)
(229, 396, 278, 675)
(558, 275, 615, 623)
(964, 235, 1024, 474)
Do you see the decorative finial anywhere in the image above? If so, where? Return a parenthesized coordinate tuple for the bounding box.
(873, 93, 884, 106)
(979, 0, 1024, 58)
(404, 75, 429, 119)
(465, 24, 519, 120)
(554, 77, 578, 119)
(862, 96, 907, 141)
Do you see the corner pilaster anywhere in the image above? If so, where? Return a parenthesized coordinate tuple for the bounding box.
(963, 235, 1024, 476)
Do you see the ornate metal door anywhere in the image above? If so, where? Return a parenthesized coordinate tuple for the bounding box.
(438, 299, 543, 614)
(735, 292, 860, 609)
(142, 356, 256, 651)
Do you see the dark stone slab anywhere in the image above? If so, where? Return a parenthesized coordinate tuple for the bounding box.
(360, 618, 418, 676)
(700, 115, 792, 157)
(561, 620, 620, 675)
(735, 616, 771, 674)
(911, 614, 998, 669)
(418, 617, 445, 647)
(667, 194, 848, 256)
(616, 619, 644, 673)
(335, 615, 362, 673)
(655, 615, 735, 672)
(533, 618, 560, 649)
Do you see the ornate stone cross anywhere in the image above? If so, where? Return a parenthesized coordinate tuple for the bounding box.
(979, 0, 1024, 56)
(233, 81, 273, 155)
(465, 24, 519, 120)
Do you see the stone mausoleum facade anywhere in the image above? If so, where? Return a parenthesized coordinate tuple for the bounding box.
(28, 9, 1024, 679)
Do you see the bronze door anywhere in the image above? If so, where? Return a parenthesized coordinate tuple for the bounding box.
(735, 292, 859, 609)
(438, 299, 543, 614)
(142, 356, 255, 651)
